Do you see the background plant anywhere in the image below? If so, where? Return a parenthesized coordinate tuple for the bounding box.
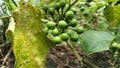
(0, 0, 120, 68)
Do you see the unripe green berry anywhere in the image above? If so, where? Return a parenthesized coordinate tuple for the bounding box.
(71, 7, 78, 14)
(66, 29, 75, 35)
(42, 5, 48, 13)
(65, 11, 74, 20)
(76, 26, 85, 34)
(48, 7, 55, 15)
(70, 33, 79, 42)
(52, 28, 60, 36)
(47, 21, 56, 29)
(69, 19, 78, 27)
(58, 20, 68, 29)
(117, 44, 120, 49)
(53, 36, 61, 44)
(60, 33, 69, 41)
(60, 1, 65, 9)
(54, 3, 60, 10)
(111, 42, 118, 48)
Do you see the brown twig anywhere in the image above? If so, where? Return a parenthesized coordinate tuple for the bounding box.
(0, 49, 4, 58)
(0, 41, 10, 48)
(2, 47, 13, 65)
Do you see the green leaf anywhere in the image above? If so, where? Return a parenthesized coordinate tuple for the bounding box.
(80, 30, 114, 55)
(104, 5, 120, 27)
(11, 2, 54, 68)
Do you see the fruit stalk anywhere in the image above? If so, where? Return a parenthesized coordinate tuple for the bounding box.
(0, 16, 12, 19)
(12, 0, 18, 7)
(111, 50, 120, 68)
(67, 41, 100, 68)
(63, 0, 78, 17)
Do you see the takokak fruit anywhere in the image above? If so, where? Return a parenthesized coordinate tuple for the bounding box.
(53, 36, 61, 44)
(70, 33, 79, 42)
(48, 7, 55, 15)
(42, 5, 48, 13)
(65, 11, 74, 20)
(54, 3, 60, 10)
(58, 20, 68, 29)
(76, 26, 85, 34)
(117, 44, 120, 49)
(60, 33, 69, 41)
(52, 28, 60, 36)
(47, 21, 56, 29)
(69, 19, 78, 27)
(60, 1, 65, 9)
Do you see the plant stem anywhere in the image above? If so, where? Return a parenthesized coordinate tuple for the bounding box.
(0, 16, 12, 19)
(63, 0, 78, 17)
(67, 41, 82, 61)
(61, 9, 63, 20)
(2, 47, 13, 65)
(82, 59, 100, 68)
(57, 10, 60, 20)
(67, 41, 100, 68)
(12, 0, 18, 7)
(112, 49, 120, 68)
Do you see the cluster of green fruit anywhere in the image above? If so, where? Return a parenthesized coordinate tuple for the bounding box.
(46, 20, 84, 44)
(42, 1, 85, 44)
(42, 1, 66, 19)
(42, 1, 77, 20)
(111, 42, 120, 49)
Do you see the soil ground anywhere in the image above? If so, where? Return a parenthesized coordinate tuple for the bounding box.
(0, 44, 117, 68)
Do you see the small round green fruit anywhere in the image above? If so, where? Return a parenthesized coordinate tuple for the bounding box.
(60, 33, 69, 41)
(60, 1, 65, 9)
(71, 7, 78, 14)
(47, 21, 56, 29)
(52, 28, 60, 36)
(65, 11, 74, 20)
(66, 29, 75, 35)
(53, 36, 61, 44)
(48, 7, 55, 15)
(76, 26, 85, 34)
(69, 19, 78, 27)
(54, 3, 60, 10)
(42, 5, 48, 12)
(117, 44, 120, 49)
(111, 42, 118, 48)
(58, 20, 68, 29)
(70, 33, 79, 42)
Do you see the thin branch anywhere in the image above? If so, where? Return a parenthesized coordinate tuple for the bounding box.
(82, 59, 100, 68)
(0, 43, 6, 48)
(2, 47, 13, 65)
(0, 41, 10, 48)
(63, 0, 78, 17)
(67, 41, 82, 62)
(0, 16, 12, 19)
(0, 48, 4, 58)
(67, 41, 100, 68)
(111, 50, 120, 68)
(11, 0, 18, 7)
